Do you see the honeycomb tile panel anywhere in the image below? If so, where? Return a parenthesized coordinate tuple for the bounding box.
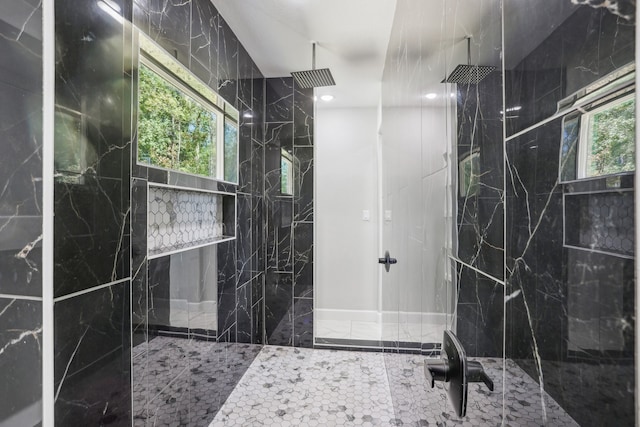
(148, 186, 227, 256)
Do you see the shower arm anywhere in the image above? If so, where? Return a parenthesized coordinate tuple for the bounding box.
(312, 42, 316, 70)
(466, 36, 471, 66)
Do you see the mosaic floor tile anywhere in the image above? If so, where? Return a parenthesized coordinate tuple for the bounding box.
(212, 346, 579, 427)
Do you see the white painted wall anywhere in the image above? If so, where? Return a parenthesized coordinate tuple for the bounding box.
(316, 107, 379, 313)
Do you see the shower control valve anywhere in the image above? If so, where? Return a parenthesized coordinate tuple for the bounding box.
(378, 251, 397, 272)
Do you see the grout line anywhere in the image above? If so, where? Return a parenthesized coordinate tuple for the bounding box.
(0, 294, 43, 301)
(53, 278, 130, 303)
(449, 255, 506, 285)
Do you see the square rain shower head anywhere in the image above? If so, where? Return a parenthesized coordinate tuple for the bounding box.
(442, 64, 496, 84)
(291, 68, 336, 89)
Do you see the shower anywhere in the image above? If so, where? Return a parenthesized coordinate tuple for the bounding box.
(442, 36, 495, 84)
(291, 42, 336, 88)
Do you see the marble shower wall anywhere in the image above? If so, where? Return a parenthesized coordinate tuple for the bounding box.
(451, 1, 636, 424)
(53, 0, 132, 424)
(130, 0, 268, 424)
(456, 70, 505, 358)
(503, 2, 635, 426)
(264, 77, 315, 347)
(0, 2, 43, 425)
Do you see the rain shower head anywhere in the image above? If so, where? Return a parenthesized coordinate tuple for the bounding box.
(291, 42, 336, 89)
(442, 37, 495, 84)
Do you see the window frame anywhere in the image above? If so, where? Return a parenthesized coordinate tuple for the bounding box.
(136, 34, 239, 184)
(576, 92, 635, 180)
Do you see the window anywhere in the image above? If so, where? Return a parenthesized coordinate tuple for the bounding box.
(281, 149, 294, 195)
(459, 151, 479, 197)
(137, 34, 239, 182)
(559, 64, 635, 183)
(223, 121, 238, 183)
(578, 94, 635, 179)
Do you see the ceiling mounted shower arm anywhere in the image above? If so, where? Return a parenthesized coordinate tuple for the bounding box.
(312, 42, 316, 70)
(290, 41, 336, 89)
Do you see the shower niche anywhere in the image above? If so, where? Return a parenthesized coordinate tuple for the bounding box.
(147, 184, 236, 258)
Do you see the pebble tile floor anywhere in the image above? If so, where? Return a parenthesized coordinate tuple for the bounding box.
(211, 346, 579, 426)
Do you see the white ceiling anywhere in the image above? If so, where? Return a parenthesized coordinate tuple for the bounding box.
(212, 0, 398, 109)
(212, 0, 580, 109)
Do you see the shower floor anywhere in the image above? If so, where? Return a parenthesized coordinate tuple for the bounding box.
(211, 346, 579, 426)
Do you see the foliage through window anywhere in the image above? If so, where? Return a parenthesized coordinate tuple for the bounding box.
(137, 61, 238, 182)
(281, 149, 294, 195)
(459, 151, 479, 197)
(580, 95, 635, 178)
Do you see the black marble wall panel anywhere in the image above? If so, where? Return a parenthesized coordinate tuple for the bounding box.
(217, 18, 238, 105)
(252, 67, 265, 143)
(236, 193, 252, 286)
(52, 0, 133, 425)
(0, 2, 43, 425)
(294, 85, 314, 147)
(264, 78, 314, 347)
(455, 266, 503, 358)
(0, 298, 42, 426)
(266, 78, 294, 122)
(505, 3, 635, 136)
(217, 239, 237, 336)
(54, 0, 131, 297)
(293, 222, 313, 299)
(148, 0, 191, 67)
(238, 113, 253, 194)
(238, 44, 253, 107)
(455, 72, 504, 357)
(265, 272, 293, 346)
(294, 146, 314, 222)
(190, 0, 219, 80)
(293, 297, 313, 347)
(265, 121, 294, 272)
(0, 2, 43, 299)
(503, 3, 636, 422)
(236, 280, 252, 343)
(54, 282, 131, 425)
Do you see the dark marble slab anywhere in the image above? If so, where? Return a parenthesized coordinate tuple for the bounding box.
(265, 272, 293, 346)
(54, 174, 130, 296)
(236, 193, 252, 286)
(54, 0, 131, 297)
(238, 113, 253, 194)
(0, 217, 42, 297)
(293, 297, 313, 348)
(293, 222, 313, 298)
(236, 281, 252, 343)
(131, 179, 147, 348)
(190, 0, 219, 80)
(0, 298, 42, 426)
(251, 70, 265, 142)
(0, 2, 43, 299)
(252, 195, 265, 276)
(265, 78, 294, 122)
(293, 83, 314, 146)
(217, 18, 238, 106)
(54, 281, 131, 425)
(147, 0, 191, 67)
(238, 45, 253, 107)
(294, 146, 314, 222)
(252, 296, 264, 344)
